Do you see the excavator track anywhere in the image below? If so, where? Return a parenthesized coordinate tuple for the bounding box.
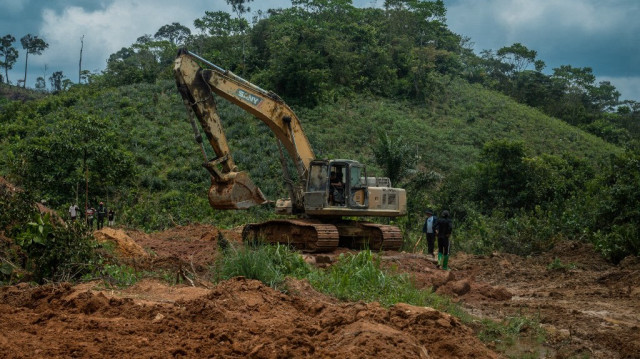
(334, 221, 403, 251)
(242, 219, 340, 252)
(242, 219, 403, 252)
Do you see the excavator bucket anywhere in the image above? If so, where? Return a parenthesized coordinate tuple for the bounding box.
(208, 171, 268, 210)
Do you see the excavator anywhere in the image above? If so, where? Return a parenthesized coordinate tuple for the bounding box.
(174, 49, 407, 251)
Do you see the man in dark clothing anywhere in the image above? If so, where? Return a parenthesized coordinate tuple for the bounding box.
(329, 171, 344, 205)
(108, 209, 115, 227)
(421, 209, 437, 257)
(434, 210, 453, 270)
(96, 202, 107, 230)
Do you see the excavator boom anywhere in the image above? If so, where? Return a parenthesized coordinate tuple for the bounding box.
(174, 49, 317, 210)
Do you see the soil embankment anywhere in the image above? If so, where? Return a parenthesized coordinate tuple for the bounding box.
(1, 224, 638, 358)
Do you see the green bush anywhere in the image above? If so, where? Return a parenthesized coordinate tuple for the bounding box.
(92, 263, 142, 288)
(586, 152, 640, 262)
(15, 214, 99, 282)
(1, 184, 101, 283)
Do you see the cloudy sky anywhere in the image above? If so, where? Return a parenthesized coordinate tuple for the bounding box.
(1, 0, 638, 101)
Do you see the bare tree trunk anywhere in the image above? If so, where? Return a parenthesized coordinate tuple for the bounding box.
(23, 51, 28, 88)
(4, 54, 9, 84)
(79, 35, 84, 83)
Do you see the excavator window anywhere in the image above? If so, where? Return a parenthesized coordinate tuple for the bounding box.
(349, 165, 368, 207)
(329, 165, 346, 206)
(308, 164, 328, 192)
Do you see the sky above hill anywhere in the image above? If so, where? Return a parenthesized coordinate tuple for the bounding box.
(1, 0, 638, 101)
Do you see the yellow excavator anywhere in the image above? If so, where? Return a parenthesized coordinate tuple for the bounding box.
(174, 49, 406, 251)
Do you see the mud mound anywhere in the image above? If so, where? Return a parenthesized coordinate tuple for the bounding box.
(0, 278, 499, 358)
(144, 223, 242, 243)
(543, 240, 610, 271)
(381, 253, 513, 303)
(126, 226, 219, 274)
(94, 228, 149, 258)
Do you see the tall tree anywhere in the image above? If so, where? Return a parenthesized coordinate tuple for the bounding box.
(193, 11, 248, 37)
(10, 108, 135, 205)
(227, 0, 254, 14)
(497, 42, 545, 75)
(0, 34, 19, 84)
(49, 71, 64, 92)
(35, 76, 46, 90)
(20, 34, 49, 88)
(154, 22, 191, 46)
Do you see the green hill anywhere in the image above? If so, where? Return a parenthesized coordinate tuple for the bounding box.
(0, 76, 621, 227)
(1, 1, 637, 262)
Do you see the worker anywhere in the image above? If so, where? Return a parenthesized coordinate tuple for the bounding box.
(86, 206, 95, 230)
(434, 210, 453, 270)
(68, 203, 79, 221)
(108, 209, 115, 227)
(96, 202, 106, 230)
(330, 171, 344, 205)
(421, 208, 437, 257)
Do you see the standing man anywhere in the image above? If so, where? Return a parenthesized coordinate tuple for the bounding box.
(68, 203, 79, 221)
(96, 202, 106, 230)
(108, 209, 115, 227)
(434, 210, 453, 270)
(421, 209, 437, 257)
(86, 206, 95, 230)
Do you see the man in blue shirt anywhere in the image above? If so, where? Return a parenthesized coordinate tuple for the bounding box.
(421, 209, 437, 257)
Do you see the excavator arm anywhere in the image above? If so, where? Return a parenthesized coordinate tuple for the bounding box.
(174, 49, 315, 210)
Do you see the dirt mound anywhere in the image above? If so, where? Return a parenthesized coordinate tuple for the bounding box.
(125, 224, 223, 274)
(0, 277, 499, 358)
(94, 228, 149, 258)
(381, 253, 513, 303)
(2, 221, 638, 358)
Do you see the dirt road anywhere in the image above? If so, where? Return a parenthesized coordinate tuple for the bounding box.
(1, 224, 638, 358)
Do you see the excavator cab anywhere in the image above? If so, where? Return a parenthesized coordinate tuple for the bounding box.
(304, 160, 369, 210)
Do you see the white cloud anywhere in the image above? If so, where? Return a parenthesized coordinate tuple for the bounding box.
(23, 0, 298, 80)
(29, 0, 224, 77)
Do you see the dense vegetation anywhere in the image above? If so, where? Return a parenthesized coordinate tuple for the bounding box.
(1, 0, 639, 282)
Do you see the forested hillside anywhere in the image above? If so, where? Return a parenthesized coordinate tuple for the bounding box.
(1, 0, 639, 270)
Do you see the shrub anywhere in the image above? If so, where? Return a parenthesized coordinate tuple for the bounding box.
(15, 214, 99, 282)
(1, 184, 100, 283)
(587, 152, 640, 262)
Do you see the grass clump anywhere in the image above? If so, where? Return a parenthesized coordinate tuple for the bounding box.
(307, 250, 462, 313)
(214, 242, 311, 291)
(479, 314, 547, 356)
(547, 257, 577, 271)
(307, 250, 424, 307)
